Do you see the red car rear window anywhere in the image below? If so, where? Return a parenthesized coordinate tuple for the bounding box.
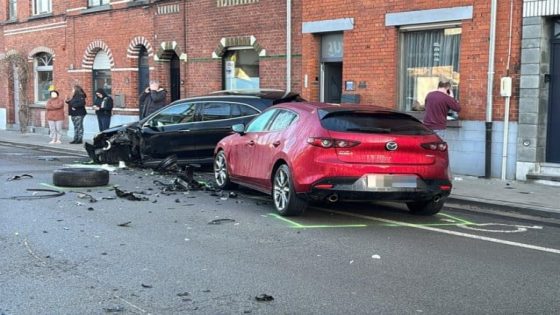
(320, 111, 433, 135)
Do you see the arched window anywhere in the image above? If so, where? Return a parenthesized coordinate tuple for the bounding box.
(138, 46, 150, 95)
(92, 51, 112, 95)
(223, 49, 259, 90)
(34, 52, 53, 103)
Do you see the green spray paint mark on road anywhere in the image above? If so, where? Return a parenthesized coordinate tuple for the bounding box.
(268, 213, 367, 229)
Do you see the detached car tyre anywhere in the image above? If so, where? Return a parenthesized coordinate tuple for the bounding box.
(53, 168, 110, 187)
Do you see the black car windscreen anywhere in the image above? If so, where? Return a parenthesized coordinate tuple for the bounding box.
(320, 111, 433, 135)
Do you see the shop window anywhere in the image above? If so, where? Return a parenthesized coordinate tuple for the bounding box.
(88, 0, 109, 6)
(223, 49, 259, 90)
(34, 53, 53, 103)
(92, 51, 112, 95)
(8, 0, 17, 20)
(33, 0, 51, 15)
(399, 27, 461, 111)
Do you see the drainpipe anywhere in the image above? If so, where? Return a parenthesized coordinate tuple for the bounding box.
(485, 0, 498, 178)
(501, 0, 515, 180)
(286, 0, 292, 93)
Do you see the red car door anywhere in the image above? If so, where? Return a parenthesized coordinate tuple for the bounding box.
(246, 109, 299, 190)
(229, 109, 278, 187)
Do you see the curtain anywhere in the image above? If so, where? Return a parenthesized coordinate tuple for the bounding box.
(402, 28, 461, 111)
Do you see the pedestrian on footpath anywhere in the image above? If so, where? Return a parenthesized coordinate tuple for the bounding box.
(65, 85, 87, 144)
(92, 88, 113, 131)
(45, 90, 65, 144)
(423, 80, 461, 140)
(139, 80, 167, 119)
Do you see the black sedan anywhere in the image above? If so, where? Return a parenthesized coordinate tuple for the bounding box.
(85, 90, 303, 167)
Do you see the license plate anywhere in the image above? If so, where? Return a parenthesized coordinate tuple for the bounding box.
(367, 175, 417, 188)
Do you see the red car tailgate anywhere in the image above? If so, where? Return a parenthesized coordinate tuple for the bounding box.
(328, 131, 439, 165)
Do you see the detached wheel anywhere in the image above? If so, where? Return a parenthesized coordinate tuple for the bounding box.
(406, 197, 446, 216)
(53, 168, 109, 187)
(273, 164, 307, 216)
(214, 151, 234, 189)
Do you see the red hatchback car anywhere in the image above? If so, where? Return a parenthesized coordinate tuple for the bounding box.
(214, 102, 452, 216)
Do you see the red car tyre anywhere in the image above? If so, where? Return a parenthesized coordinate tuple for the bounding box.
(214, 151, 235, 189)
(273, 164, 307, 216)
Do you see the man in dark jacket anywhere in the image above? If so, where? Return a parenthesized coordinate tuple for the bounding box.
(93, 88, 113, 131)
(139, 80, 167, 119)
(65, 85, 87, 144)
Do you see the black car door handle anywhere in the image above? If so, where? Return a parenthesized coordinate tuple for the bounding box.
(272, 141, 281, 147)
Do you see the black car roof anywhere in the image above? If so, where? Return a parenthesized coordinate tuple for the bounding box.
(167, 90, 304, 110)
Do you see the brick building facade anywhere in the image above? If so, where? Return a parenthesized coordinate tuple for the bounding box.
(3, 1, 559, 181)
(301, 1, 524, 179)
(0, 0, 301, 140)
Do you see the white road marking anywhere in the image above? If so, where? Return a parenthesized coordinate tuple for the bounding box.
(315, 207, 560, 255)
(457, 223, 543, 233)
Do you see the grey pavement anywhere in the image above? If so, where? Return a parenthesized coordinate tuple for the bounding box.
(1, 128, 559, 221)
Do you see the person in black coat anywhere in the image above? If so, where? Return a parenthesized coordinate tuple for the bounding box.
(93, 88, 113, 131)
(65, 85, 87, 144)
(139, 80, 167, 119)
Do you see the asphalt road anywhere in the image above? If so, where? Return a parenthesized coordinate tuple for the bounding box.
(1, 143, 559, 315)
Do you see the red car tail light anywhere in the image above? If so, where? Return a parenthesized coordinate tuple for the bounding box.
(421, 142, 448, 152)
(307, 137, 360, 148)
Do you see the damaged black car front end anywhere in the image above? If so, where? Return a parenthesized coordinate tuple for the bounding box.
(85, 123, 144, 165)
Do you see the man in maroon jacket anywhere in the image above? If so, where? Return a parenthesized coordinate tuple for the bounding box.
(423, 80, 461, 140)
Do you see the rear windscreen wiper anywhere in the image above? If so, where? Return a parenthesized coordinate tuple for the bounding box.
(346, 127, 391, 133)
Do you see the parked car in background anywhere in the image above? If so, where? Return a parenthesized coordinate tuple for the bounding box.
(214, 102, 452, 216)
(85, 90, 304, 167)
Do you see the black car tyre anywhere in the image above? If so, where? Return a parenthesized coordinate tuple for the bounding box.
(406, 197, 445, 215)
(53, 168, 110, 187)
(214, 151, 235, 189)
(273, 164, 307, 216)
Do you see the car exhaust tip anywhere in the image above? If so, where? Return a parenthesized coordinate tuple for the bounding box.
(433, 195, 441, 203)
(326, 193, 339, 203)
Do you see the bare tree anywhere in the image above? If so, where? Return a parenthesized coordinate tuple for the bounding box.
(0, 52, 30, 133)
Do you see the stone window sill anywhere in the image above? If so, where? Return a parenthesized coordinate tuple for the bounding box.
(28, 13, 53, 21)
(81, 5, 112, 15)
(128, 0, 150, 7)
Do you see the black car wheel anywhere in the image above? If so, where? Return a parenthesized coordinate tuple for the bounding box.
(272, 164, 307, 216)
(53, 168, 109, 187)
(214, 151, 234, 189)
(406, 197, 445, 215)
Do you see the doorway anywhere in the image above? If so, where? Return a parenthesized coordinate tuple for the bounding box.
(170, 54, 181, 102)
(321, 62, 342, 103)
(138, 46, 150, 95)
(546, 36, 560, 162)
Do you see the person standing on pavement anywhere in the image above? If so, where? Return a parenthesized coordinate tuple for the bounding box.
(92, 88, 113, 131)
(139, 80, 167, 119)
(65, 85, 87, 144)
(423, 80, 461, 140)
(45, 90, 65, 144)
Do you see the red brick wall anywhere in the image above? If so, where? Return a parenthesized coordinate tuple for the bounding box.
(1, 0, 303, 127)
(186, 0, 302, 96)
(302, 0, 523, 122)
